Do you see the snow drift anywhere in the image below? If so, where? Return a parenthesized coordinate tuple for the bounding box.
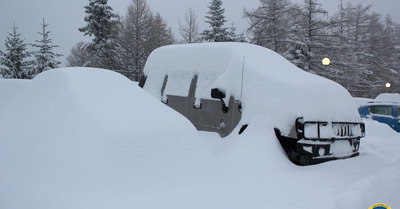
(0, 67, 399, 209)
(0, 67, 216, 208)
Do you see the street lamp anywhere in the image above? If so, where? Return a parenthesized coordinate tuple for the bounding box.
(385, 82, 391, 88)
(322, 57, 331, 66)
(322, 57, 330, 71)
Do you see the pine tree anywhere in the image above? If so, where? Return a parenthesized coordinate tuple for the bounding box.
(227, 22, 246, 42)
(79, 0, 119, 70)
(31, 19, 62, 76)
(0, 23, 32, 79)
(201, 0, 230, 42)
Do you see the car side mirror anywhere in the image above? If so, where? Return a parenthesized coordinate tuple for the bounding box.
(211, 88, 226, 99)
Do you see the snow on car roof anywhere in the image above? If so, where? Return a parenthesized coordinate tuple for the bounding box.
(375, 93, 400, 103)
(143, 43, 362, 135)
(353, 97, 374, 107)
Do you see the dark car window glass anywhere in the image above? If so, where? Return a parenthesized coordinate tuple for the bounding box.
(397, 108, 400, 117)
(369, 106, 392, 116)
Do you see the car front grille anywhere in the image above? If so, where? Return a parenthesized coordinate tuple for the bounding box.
(296, 117, 365, 141)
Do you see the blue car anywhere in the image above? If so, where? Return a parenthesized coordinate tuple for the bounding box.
(358, 94, 400, 132)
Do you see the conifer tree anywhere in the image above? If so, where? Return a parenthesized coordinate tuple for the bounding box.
(31, 19, 62, 76)
(79, 0, 119, 70)
(0, 24, 32, 79)
(201, 0, 230, 42)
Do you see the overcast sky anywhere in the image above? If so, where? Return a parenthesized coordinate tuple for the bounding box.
(1, 0, 399, 65)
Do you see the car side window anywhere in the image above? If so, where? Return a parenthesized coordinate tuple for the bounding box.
(369, 106, 392, 116)
(397, 108, 400, 117)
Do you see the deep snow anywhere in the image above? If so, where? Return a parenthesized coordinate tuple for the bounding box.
(0, 67, 399, 209)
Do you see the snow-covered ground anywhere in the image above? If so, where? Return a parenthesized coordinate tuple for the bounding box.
(0, 68, 399, 209)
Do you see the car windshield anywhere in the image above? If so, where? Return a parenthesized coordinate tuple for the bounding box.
(369, 105, 392, 116)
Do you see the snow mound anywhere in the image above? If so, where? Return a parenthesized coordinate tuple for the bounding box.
(1, 67, 399, 209)
(0, 67, 216, 208)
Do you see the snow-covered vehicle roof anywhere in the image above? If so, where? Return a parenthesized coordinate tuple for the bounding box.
(374, 93, 400, 104)
(353, 97, 374, 107)
(143, 42, 362, 132)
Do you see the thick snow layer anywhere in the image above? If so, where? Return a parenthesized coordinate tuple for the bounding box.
(143, 43, 362, 135)
(353, 97, 374, 107)
(0, 68, 217, 208)
(1, 68, 399, 209)
(375, 93, 400, 103)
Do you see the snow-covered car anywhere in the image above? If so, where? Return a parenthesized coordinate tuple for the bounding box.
(0, 68, 216, 208)
(358, 93, 400, 132)
(140, 42, 365, 165)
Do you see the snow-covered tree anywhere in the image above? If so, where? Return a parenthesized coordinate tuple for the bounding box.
(227, 22, 246, 42)
(244, 0, 292, 52)
(79, 0, 119, 70)
(179, 8, 200, 43)
(117, 0, 153, 80)
(148, 12, 175, 52)
(66, 42, 91, 67)
(343, 4, 379, 97)
(116, 0, 174, 81)
(243, 0, 400, 97)
(31, 19, 62, 76)
(296, 0, 330, 73)
(0, 24, 32, 79)
(201, 0, 231, 42)
(244, 0, 328, 71)
(382, 15, 400, 94)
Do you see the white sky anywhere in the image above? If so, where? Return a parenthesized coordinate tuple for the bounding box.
(0, 0, 399, 65)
